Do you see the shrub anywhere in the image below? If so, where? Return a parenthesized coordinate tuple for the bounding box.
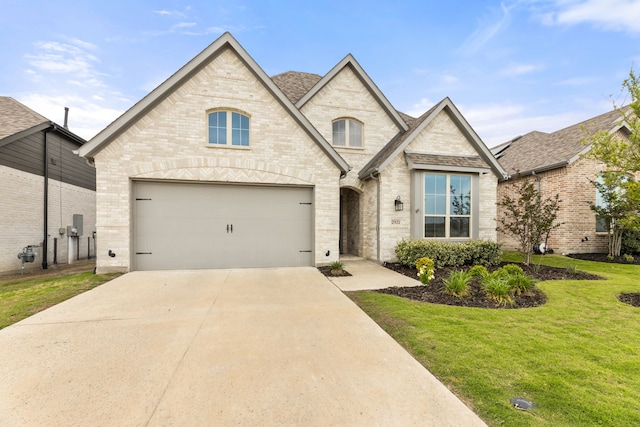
(415, 257, 436, 285)
(623, 253, 635, 262)
(507, 272, 536, 295)
(330, 261, 343, 270)
(502, 264, 524, 276)
(482, 276, 514, 306)
(442, 270, 471, 298)
(622, 229, 640, 255)
(395, 239, 502, 268)
(468, 265, 489, 279)
(489, 267, 510, 280)
(566, 263, 579, 275)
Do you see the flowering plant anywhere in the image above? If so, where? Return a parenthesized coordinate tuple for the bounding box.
(415, 257, 435, 285)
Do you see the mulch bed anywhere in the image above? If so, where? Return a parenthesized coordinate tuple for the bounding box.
(376, 262, 603, 309)
(619, 293, 640, 307)
(568, 253, 640, 265)
(317, 266, 352, 277)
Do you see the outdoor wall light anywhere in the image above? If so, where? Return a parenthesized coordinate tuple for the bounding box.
(394, 196, 404, 211)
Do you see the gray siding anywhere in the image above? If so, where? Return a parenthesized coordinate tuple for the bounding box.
(0, 129, 95, 191)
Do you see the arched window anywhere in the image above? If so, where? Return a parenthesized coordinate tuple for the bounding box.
(332, 118, 363, 148)
(208, 110, 250, 147)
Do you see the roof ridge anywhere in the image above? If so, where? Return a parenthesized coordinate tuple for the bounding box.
(550, 105, 629, 136)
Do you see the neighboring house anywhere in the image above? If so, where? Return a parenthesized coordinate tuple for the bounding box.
(78, 32, 506, 273)
(493, 106, 632, 254)
(0, 97, 96, 274)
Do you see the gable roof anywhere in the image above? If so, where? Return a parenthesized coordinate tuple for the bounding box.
(295, 54, 409, 133)
(358, 97, 507, 179)
(77, 33, 349, 174)
(494, 106, 631, 177)
(0, 96, 85, 148)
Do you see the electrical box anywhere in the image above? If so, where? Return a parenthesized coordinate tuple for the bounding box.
(73, 214, 83, 237)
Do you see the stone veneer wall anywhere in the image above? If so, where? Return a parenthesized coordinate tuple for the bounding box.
(93, 48, 342, 273)
(376, 111, 500, 262)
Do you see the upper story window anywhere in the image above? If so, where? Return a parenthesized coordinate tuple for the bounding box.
(208, 110, 250, 147)
(424, 173, 472, 238)
(332, 118, 363, 148)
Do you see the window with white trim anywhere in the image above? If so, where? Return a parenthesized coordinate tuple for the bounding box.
(424, 173, 471, 238)
(594, 172, 629, 232)
(208, 110, 250, 146)
(332, 118, 363, 147)
(595, 174, 607, 232)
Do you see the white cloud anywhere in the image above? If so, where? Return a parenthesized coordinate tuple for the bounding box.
(17, 37, 130, 140)
(174, 22, 197, 29)
(542, 0, 640, 33)
(25, 40, 103, 86)
(458, 2, 514, 54)
(442, 74, 459, 84)
(17, 93, 124, 140)
(460, 102, 592, 147)
(154, 9, 186, 18)
(501, 63, 544, 76)
(406, 97, 436, 117)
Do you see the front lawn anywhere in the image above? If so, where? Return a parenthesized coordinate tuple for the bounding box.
(0, 271, 121, 329)
(348, 252, 640, 427)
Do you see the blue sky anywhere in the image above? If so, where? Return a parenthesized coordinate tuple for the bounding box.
(1, 0, 639, 146)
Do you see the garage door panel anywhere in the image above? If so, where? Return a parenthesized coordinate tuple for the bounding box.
(133, 182, 313, 270)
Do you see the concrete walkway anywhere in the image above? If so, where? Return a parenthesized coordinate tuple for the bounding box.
(328, 257, 422, 291)
(0, 267, 486, 426)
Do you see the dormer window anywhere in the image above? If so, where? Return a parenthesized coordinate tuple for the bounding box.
(332, 118, 363, 148)
(208, 110, 250, 147)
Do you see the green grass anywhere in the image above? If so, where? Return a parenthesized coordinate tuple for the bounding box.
(348, 252, 640, 426)
(0, 272, 121, 329)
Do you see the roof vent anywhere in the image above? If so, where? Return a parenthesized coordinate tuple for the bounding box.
(63, 107, 69, 129)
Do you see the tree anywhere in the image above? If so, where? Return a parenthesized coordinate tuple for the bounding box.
(497, 179, 562, 264)
(586, 69, 640, 171)
(584, 69, 640, 255)
(590, 171, 640, 257)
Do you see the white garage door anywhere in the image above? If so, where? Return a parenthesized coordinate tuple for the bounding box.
(132, 181, 313, 270)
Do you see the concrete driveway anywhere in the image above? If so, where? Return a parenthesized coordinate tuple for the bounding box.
(0, 267, 486, 426)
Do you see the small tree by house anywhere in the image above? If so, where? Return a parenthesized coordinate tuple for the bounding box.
(590, 171, 640, 257)
(497, 179, 562, 264)
(583, 69, 640, 256)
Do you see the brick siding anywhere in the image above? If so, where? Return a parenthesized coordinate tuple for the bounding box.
(497, 156, 608, 254)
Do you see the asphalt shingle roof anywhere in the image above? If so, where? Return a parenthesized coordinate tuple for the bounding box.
(359, 103, 438, 176)
(0, 96, 49, 141)
(271, 71, 322, 104)
(405, 153, 489, 169)
(496, 107, 631, 176)
(271, 72, 504, 179)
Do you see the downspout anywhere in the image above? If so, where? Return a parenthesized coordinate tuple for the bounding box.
(369, 171, 381, 263)
(42, 125, 53, 269)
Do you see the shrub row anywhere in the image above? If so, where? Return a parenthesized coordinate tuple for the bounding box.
(395, 239, 502, 268)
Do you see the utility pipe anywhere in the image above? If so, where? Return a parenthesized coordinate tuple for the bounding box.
(42, 126, 51, 269)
